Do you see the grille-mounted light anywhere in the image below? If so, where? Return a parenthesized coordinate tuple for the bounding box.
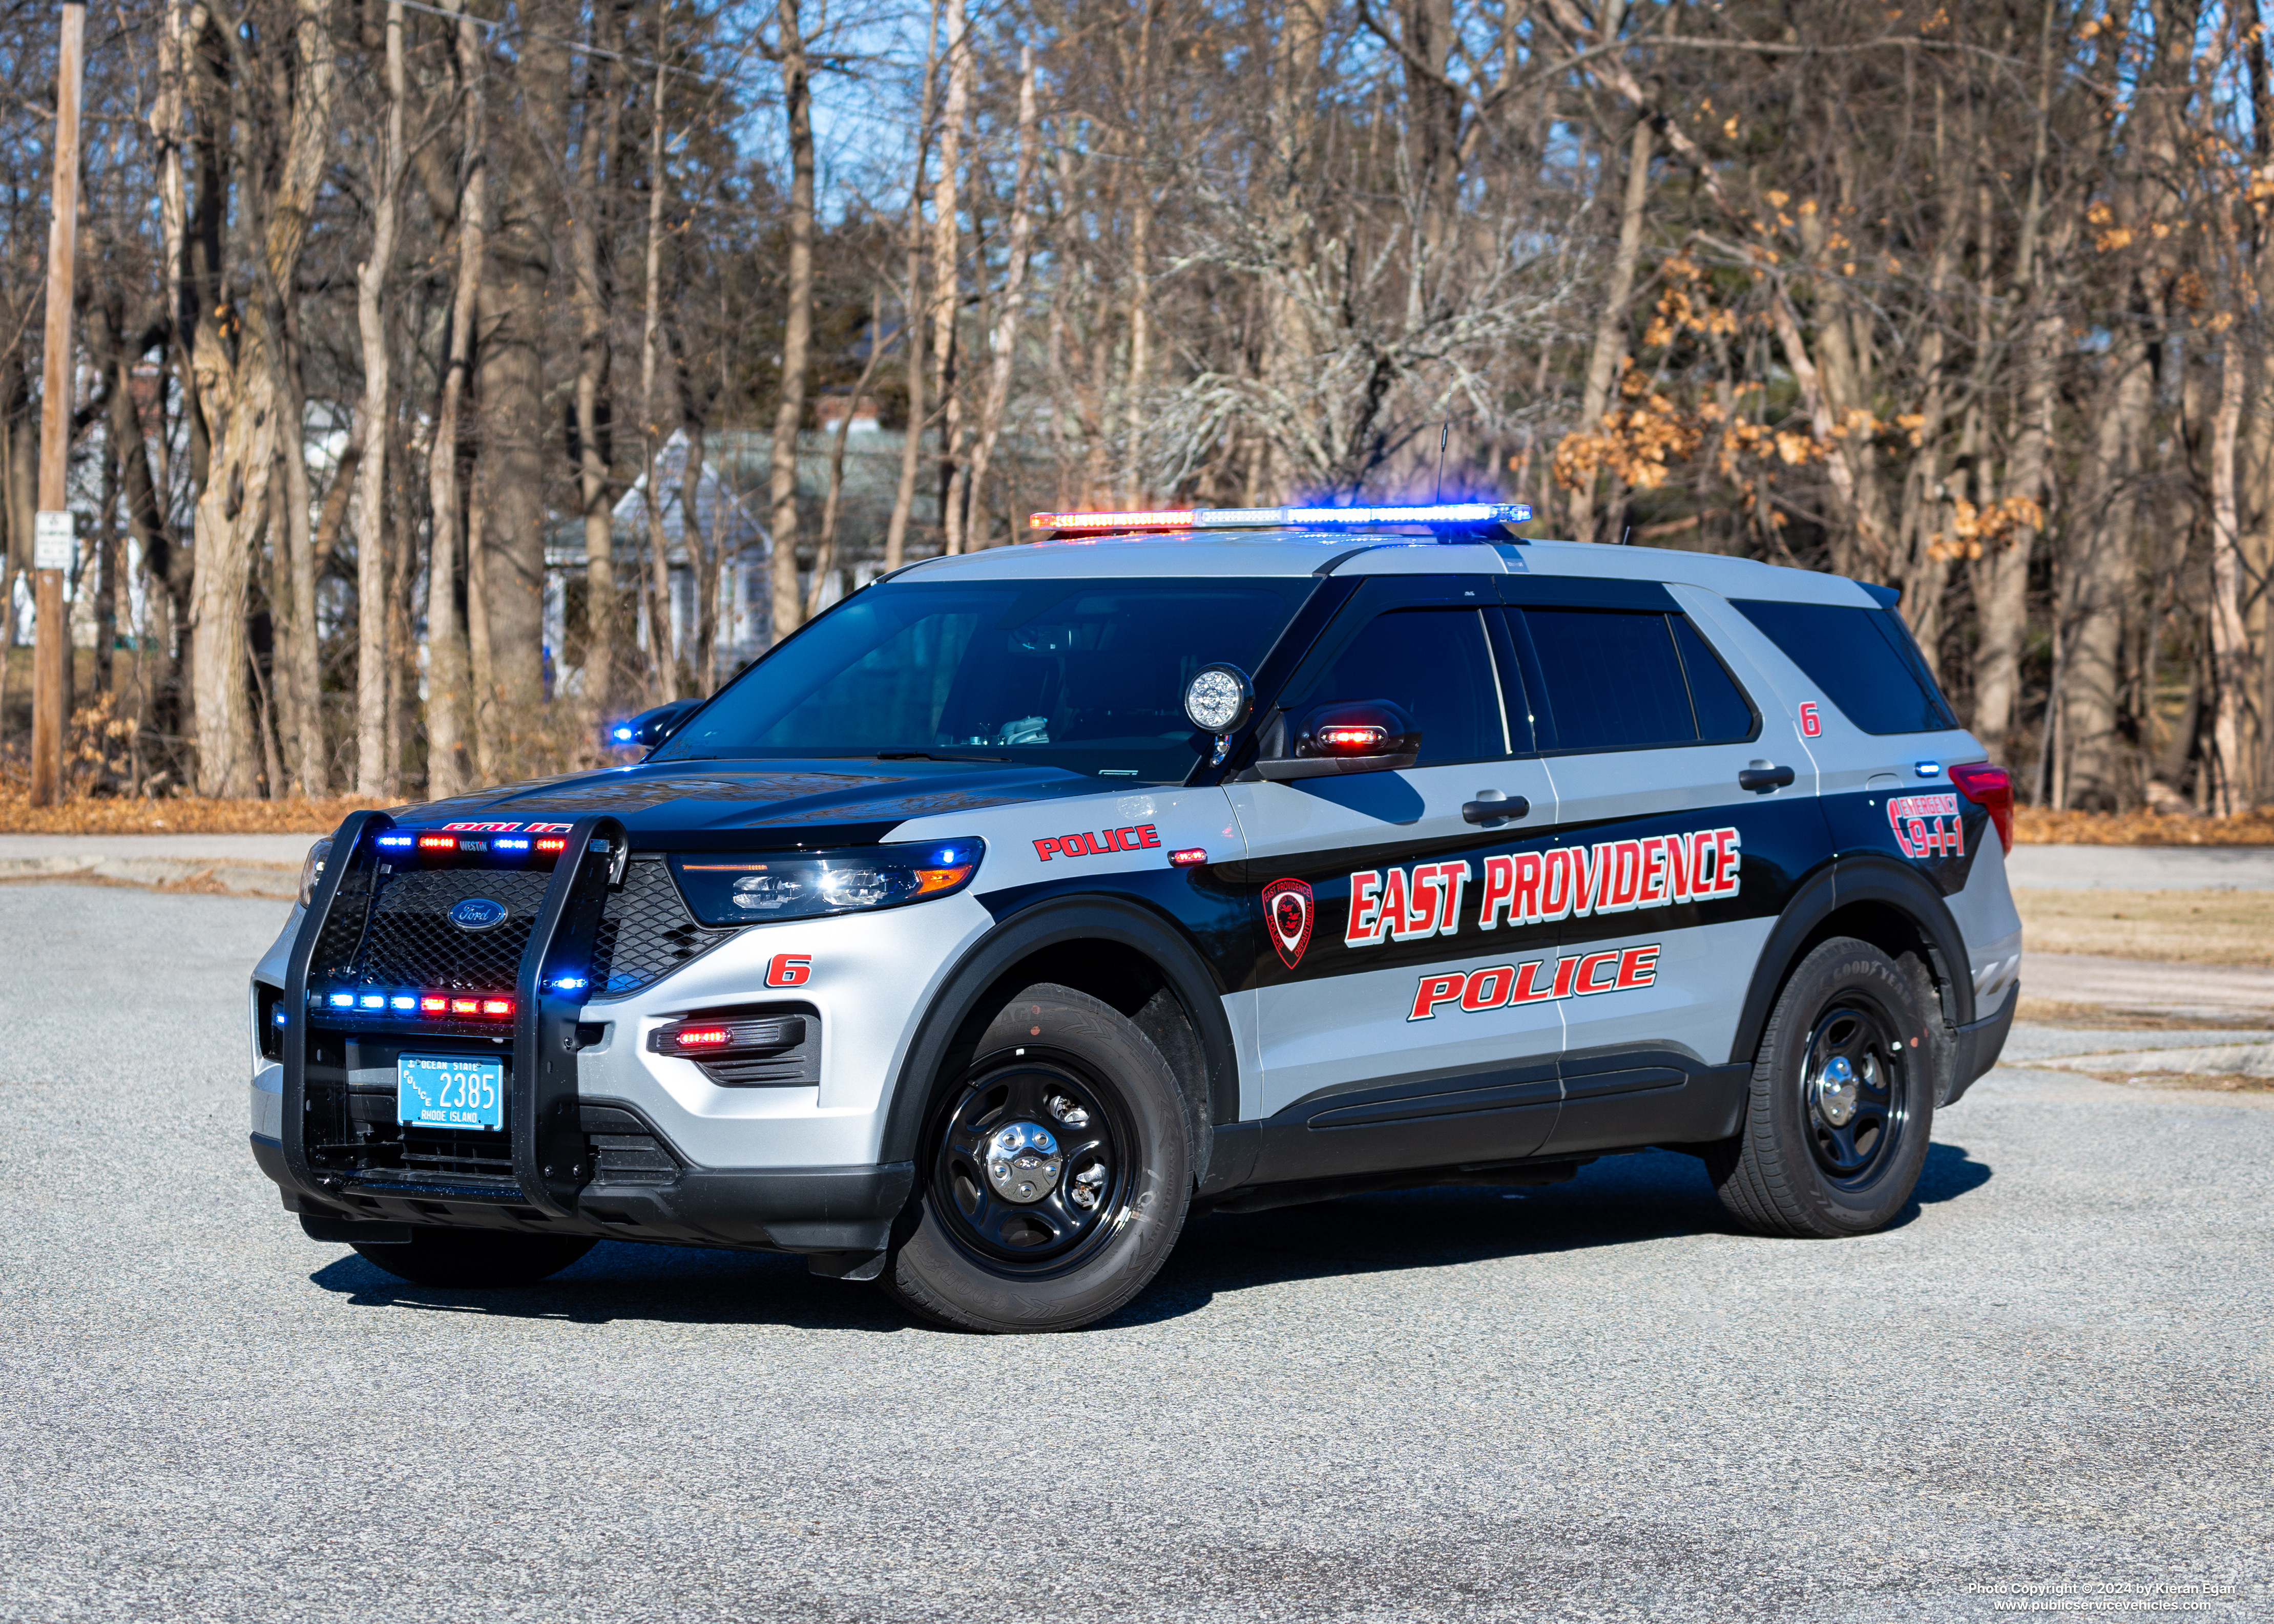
(310, 988, 515, 1021)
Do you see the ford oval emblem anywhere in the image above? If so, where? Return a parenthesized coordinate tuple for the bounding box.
(449, 897, 510, 932)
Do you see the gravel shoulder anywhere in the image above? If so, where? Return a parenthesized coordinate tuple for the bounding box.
(0, 885, 2265, 1622)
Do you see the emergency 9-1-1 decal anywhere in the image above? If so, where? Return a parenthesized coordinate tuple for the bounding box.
(1409, 944, 1662, 1020)
(1887, 793, 1964, 860)
(1345, 826, 1740, 948)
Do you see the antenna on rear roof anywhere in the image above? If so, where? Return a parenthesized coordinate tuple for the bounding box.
(1434, 421, 1450, 503)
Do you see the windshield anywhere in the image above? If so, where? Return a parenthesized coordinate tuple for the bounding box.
(656, 577, 1316, 782)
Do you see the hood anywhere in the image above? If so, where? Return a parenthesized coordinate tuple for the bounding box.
(386, 758, 1115, 849)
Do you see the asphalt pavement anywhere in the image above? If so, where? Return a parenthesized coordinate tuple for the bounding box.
(0, 885, 2266, 1621)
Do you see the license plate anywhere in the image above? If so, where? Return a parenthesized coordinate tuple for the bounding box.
(398, 1055, 505, 1132)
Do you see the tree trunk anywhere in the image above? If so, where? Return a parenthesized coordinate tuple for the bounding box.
(1118, 0, 1154, 508)
(930, 0, 970, 551)
(354, 0, 404, 794)
(185, 0, 335, 796)
(425, 0, 488, 799)
(962, 50, 1037, 553)
(883, 0, 941, 572)
(1569, 114, 1652, 543)
(812, 285, 892, 614)
(767, 0, 817, 642)
(638, 52, 678, 695)
(2208, 340, 2254, 812)
(473, 0, 572, 776)
(570, 7, 618, 747)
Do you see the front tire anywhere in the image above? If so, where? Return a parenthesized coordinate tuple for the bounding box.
(1707, 937, 1937, 1238)
(350, 1228, 596, 1287)
(884, 983, 1192, 1333)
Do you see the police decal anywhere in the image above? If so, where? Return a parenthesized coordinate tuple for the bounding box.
(1261, 878, 1316, 969)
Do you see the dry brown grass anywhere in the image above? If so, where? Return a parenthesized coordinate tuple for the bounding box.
(2013, 998, 2274, 1031)
(0, 788, 393, 834)
(2012, 888, 2274, 965)
(2014, 806, 2274, 845)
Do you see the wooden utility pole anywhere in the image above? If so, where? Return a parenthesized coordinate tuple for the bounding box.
(30, 2, 87, 807)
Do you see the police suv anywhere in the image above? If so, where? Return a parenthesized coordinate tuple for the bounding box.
(250, 502, 2021, 1332)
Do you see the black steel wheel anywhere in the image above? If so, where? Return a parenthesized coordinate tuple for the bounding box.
(1798, 998, 1911, 1190)
(885, 983, 1191, 1332)
(929, 1053, 1136, 1274)
(1707, 937, 1938, 1237)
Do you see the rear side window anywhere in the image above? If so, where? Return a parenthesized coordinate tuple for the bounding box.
(1510, 608, 1759, 752)
(1734, 600, 1958, 735)
(1288, 608, 1505, 765)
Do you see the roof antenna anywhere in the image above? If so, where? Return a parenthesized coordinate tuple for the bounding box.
(1621, 525, 1632, 545)
(1434, 420, 1450, 503)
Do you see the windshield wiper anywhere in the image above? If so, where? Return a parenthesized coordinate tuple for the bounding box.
(874, 749, 1008, 763)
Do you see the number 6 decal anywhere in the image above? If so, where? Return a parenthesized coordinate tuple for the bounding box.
(766, 953, 813, 987)
(1799, 701, 1822, 737)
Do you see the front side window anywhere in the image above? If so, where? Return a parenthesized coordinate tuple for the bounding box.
(1282, 608, 1507, 765)
(656, 578, 1314, 782)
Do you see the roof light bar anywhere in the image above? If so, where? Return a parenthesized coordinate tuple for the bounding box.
(1028, 502, 1533, 534)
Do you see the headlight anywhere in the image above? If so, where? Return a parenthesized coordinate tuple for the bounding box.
(668, 839, 984, 925)
(298, 837, 333, 906)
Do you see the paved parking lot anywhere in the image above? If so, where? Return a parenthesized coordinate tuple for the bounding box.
(0, 885, 2266, 1621)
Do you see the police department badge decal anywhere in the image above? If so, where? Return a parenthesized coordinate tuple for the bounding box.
(1262, 877, 1315, 969)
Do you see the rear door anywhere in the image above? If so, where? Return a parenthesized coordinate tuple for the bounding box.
(1225, 576, 1563, 1180)
(1495, 576, 1824, 1154)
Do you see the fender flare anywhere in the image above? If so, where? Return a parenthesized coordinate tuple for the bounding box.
(1728, 853, 1976, 1067)
(878, 894, 1242, 1168)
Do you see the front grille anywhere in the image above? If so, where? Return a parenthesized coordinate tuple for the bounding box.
(326, 1096, 683, 1190)
(356, 870, 553, 988)
(315, 856, 739, 999)
(401, 1125, 517, 1182)
(589, 859, 741, 998)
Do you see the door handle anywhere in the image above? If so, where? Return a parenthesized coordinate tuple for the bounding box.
(1739, 764, 1797, 792)
(1463, 794, 1531, 826)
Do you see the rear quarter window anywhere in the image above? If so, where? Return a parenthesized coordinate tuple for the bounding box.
(1733, 599, 1958, 736)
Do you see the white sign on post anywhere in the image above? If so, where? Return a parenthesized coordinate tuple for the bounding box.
(33, 510, 74, 572)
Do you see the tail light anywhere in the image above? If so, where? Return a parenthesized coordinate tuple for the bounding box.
(1948, 762, 2014, 855)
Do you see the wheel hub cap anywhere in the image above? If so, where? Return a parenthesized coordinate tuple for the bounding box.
(1813, 1054, 1861, 1127)
(985, 1122, 1062, 1204)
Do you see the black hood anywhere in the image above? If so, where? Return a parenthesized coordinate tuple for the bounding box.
(386, 758, 1116, 850)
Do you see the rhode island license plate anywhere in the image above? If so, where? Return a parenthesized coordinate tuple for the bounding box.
(398, 1054, 505, 1132)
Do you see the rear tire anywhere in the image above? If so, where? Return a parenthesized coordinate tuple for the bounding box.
(1707, 937, 1936, 1238)
(883, 983, 1191, 1333)
(350, 1228, 596, 1287)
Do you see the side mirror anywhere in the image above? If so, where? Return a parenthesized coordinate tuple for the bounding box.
(606, 697, 703, 752)
(1254, 700, 1422, 781)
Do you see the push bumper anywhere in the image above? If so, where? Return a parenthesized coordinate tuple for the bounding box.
(1945, 980, 2018, 1107)
(251, 1131, 912, 1259)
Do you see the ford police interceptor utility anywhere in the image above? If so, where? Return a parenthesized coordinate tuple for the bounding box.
(249, 501, 2022, 1333)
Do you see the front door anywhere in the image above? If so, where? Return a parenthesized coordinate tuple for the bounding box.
(1226, 577, 1562, 1183)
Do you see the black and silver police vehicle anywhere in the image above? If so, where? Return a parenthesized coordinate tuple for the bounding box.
(249, 501, 2021, 1332)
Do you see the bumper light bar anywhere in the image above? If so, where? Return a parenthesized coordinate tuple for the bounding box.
(310, 988, 518, 1021)
(1029, 502, 1532, 534)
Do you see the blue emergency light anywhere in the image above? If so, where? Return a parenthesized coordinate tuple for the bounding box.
(1028, 502, 1532, 534)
